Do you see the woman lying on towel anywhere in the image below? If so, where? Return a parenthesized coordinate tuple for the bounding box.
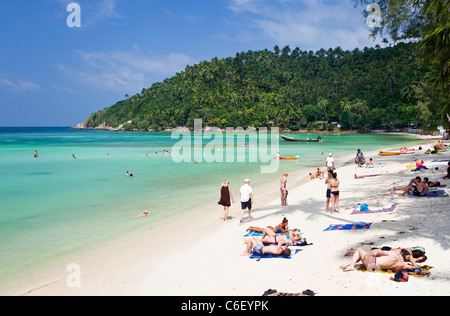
(246, 217, 289, 235)
(260, 227, 304, 245)
(340, 248, 422, 272)
(341, 247, 427, 272)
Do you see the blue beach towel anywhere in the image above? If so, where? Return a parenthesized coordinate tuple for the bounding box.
(408, 190, 447, 197)
(250, 249, 302, 259)
(323, 222, 372, 231)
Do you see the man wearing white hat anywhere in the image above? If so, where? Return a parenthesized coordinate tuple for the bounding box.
(239, 179, 253, 223)
(326, 153, 335, 172)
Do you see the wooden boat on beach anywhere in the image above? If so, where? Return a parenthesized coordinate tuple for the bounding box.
(378, 151, 403, 156)
(279, 135, 321, 143)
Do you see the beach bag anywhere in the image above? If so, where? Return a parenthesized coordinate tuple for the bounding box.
(360, 204, 369, 212)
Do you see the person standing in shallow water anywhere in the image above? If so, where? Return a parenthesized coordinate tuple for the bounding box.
(218, 180, 235, 221)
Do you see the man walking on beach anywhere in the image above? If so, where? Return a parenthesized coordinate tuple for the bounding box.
(240, 179, 253, 223)
(326, 153, 335, 171)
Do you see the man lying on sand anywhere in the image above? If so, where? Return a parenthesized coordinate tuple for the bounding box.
(393, 177, 429, 196)
(340, 247, 422, 272)
(242, 236, 291, 257)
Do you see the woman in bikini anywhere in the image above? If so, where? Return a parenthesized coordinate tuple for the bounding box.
(330, 172, 340, 214)
(246, 217, 289, 235)
(260, 228, 304, 246)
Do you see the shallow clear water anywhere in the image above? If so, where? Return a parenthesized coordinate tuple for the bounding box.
(0, 127, 420, 293)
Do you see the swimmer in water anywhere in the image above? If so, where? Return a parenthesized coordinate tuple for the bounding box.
(137, 211, 149, 218)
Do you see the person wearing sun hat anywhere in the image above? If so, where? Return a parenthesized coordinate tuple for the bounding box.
(326, 153, 335, 172)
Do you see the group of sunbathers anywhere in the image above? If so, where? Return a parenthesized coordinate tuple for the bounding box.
(340, 246, 428, 273)
(241, 217, 430, 274)
(392, 176, 444, 196)
(242, 218, 304, 258)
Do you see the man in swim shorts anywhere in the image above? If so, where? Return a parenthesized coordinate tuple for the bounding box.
(241, 236, 291, 257)
(325, 170, 333, 213)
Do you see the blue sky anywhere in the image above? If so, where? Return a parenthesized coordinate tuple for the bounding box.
(0, 0, 383, 127)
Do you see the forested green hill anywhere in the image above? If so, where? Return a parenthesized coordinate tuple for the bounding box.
(83, 42, 436, 132)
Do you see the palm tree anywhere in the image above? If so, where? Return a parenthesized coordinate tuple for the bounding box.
(340, 98, 353, 130)
(317, 98, 329, 122)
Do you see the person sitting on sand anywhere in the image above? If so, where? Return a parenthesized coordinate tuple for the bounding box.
(444, 162, 450, 180)
(315, 168, 324, 179)
(393, 177, 429, 196)
(394, 176, 422, 190)
(365, 158, 374, 168)
(246, 217, 289, 235)
(241, 236, 291, 257)
(340, 247, 420, 272)
(261, 228, 304, 245)
(309, 173, 316, 180)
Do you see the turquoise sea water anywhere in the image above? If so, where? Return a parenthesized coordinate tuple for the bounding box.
(0, 127, 421, 294)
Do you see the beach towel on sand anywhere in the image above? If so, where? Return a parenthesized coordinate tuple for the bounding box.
(323, 222, 372, 231)
(408, 190, 447, 197)
(250, 249, 302, 259)
(351, 204, 397, 215)
(357, 265, 433, 277)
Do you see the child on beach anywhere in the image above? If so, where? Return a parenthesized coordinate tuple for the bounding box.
(315, 168, 324, 179)
(444, 162, 450, 179)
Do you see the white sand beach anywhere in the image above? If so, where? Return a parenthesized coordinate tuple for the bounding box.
(25, 137, 450, 296)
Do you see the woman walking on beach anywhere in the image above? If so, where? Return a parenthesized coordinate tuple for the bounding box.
(218, 180, 234, 221)
(330, 172, 340, 214)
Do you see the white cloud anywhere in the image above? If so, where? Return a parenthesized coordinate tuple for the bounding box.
(0, 78, 40, 92)
(228, 0, 382, 50)
(56, 46, 195, 93)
